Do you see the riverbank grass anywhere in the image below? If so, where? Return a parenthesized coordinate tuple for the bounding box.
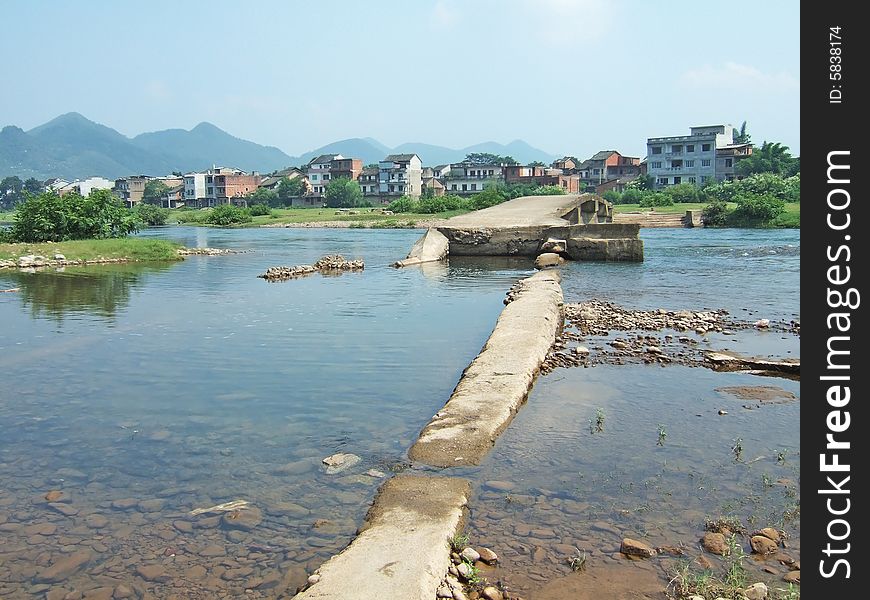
(171, 206, 469, 227)
(0, 238, 183, 262)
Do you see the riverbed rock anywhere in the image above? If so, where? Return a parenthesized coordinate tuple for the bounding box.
(112, 584, 134, 599)
(35, 550, 93, 583)
(756, 527, 781, 544)
(782, 570, 800, 583)
(460, 547, 480, 563)
(484, 480, 515, 492)
(456, 562, 473, 580)
(24, 522, 57, 536)
(48, 503, 78, 517)
(45, 491, 64, 502)
(701, 532, 729, 556)
(137, 499, 165, 513)
(477, 547, 498, 565)
(110, 498, 138, 510)
(135, 564, 170, 583)
(199, 544, 226, 557)
(321, 453, 361, 474)
(534, 253, 564, 269)
(482, 586, 503, 600)
(85, 514, 109, 529)
(540, 238, 567, 254)
(620, 538, 656, 558)
(221, 507, 262, 531)
(750, 535, 778, 555)
(744, 582, 769, 599)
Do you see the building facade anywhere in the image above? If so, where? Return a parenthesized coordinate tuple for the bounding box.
(378, 154, 423, 199)
(442, 163, 503, 195)
(503, 165, 581, 193)
(646, 125, 736, 187)
(114, 175, 149, 207)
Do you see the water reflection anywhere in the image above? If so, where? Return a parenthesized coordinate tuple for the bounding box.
(2, 263, 174, 322)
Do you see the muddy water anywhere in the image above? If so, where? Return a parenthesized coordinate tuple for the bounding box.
(0, 227, 533, 599)
(460, 228, 801, 598)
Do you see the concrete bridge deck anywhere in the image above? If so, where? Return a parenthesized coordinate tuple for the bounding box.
(440, 194, 582, 228)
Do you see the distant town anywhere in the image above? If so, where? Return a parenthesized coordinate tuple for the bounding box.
(5, 124, 752, 209)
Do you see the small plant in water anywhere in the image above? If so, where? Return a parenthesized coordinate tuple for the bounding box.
(761, 473, 774, 488)
(588, 408, 605, 433)
(449, 533, 469, 553)
(731, 437, 744, 461)
(776, 449, 788, 464)
(567, 547, 587, 571)
(657, 424, 667, 446)
(463, 559, 483, 585)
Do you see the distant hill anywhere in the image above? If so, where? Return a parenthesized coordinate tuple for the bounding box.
(132, 122, 291, 174)
(0, 113, 292, 180)
(1, 112, 560, 181)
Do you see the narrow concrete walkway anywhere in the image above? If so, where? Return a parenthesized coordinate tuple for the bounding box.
(441, 194, 581, 228)
(409, 270, 564, 467)
(293, 475, 470, 600)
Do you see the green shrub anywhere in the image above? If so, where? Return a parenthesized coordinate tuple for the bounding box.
(471, 187, 507, 210)
(702, 199, 730, 227)
(387, 196, 419, 213)
(205, 204, 252, 226)
(9, 189, 138, 242)
(730, 193, 785, 223)
(602, 190, 621, 204)
(531, 185, 567, 195)
(638, 192, 674, 208)
(664, 183, 699, 203)
(619, 188, 644, 205)
(249, 203, 272, 216)
(133, 203, 170, 226)
(175, 210, 209, 224)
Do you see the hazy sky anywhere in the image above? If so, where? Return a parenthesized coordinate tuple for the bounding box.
(2, 0, 800, 159)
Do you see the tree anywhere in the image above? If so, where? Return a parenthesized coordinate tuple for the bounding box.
(1, 176, 24, 209)
(246, 187, 277, 206)
(735, 141, 798, 177)
(24, 178, 43, 196)
(277, 176, 307, 204)
(734, 121, 751, 144)
(324, 177, 363, 208)
(528, 161, 546, 167)
(133, 203, 170, 226)
(142, 180, 170, 204)
(464, 153, 519, 165)
(206, 204, 252, 226)
(9, 189, 137, 242)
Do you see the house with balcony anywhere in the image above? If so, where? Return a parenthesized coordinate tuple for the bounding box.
(646, 125, 738, 188)
(503, 165, 581, 192)
(359, 167, 380, 199)
(442, 163, 504, 195)
(577, 151, 642, 191)
(214, 171, 261, 205)
(306, 154, 340, 198)
(183, 172, 207, 205)
(58, 177, 114, 197)
(114, 175, 149, 207)
(716, 143, 753, 181)
(378, 154, 423, 200)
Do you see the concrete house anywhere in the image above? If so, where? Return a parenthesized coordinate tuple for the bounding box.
(58, 177, 114, 197)
(503, 165, 580, 193)
(114, 175, 149, 207)
(183, 172, 207, 205)
(306, 154, 342, 198)
(442, 163, 503, 195)
(578, 151, 642, 191)
(378, 154, 423, 199)
(359, 167, 380, 199)
(646, 125, 737, 187)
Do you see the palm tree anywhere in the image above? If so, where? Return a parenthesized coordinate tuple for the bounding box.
(736, 141, 796, 176)
(734, 121, 751, 144)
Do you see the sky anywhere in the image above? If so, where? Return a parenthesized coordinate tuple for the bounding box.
(1, 0, 800, 159)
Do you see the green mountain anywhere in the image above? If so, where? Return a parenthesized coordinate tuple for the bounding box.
(1, 113, 560, 181)
(132, 122, 291, 174)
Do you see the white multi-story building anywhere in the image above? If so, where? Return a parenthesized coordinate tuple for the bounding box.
(442, 163, 503, 195)
(306, 154, 342, 198)
(646, 125, 736, 188)
(183, 172, 207, 204)
(378, 154, 423, 199)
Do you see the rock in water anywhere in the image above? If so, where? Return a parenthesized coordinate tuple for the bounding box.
(701, 532, 729, 556)
(620, 538, 657, 558)
(750, 535, 778, 555)
(321, 453, 361, 474)
(221, 507, 263, 531)
(35, 551, 93, 583)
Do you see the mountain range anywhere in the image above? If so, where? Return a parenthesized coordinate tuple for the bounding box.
(0, 113, 559, 181)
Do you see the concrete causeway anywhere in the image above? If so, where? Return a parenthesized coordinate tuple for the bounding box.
(293, 475, 470, 600)
(409, 270, 564, 467)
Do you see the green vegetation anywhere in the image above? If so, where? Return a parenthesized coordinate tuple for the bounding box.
(142, 180, 169, 204)
(449, 533, 469, 553)
(133, 203, 170, 226)
(0, 238, 182, 262)
(325, 176, 364, 208)
(1, 176, 43, 209)
(205, 204, 253, 225)
(3, 189, 137, 243)
(463, 152, 519, 165)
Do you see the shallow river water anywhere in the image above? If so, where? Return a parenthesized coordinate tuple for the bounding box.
(0, 226, 799, 599)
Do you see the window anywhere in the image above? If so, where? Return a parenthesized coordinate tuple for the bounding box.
(651, 161, 662, 169)
(312, 174, 319, 181)
(701, 176, 709, 183)
(671, 145, 682, 154)
(471, 184, 477, 191)
(657, 177, 668, 186)
(725, 158, 733, 167)
(673, 176, 682, 184)
(685, 160, 695, 167)
(686, 144, 695, 152)
(651, 146, 662, 154)
(702, 144, 711, 152)
(701, 159, 711, 167)
(323, 174, 330, 180)
(688, 176, 697, 184)
(593, 168, 600, 175)
(452, 184, 457, 190)
(462, 184, 468, 191)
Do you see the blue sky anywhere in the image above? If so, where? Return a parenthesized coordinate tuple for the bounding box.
(1, 0, 800, 159)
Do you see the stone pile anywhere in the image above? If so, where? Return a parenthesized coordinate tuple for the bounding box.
(437, 544, 515, 600)
(176, 247, 244, 256)
(258, 255, 364, 281)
